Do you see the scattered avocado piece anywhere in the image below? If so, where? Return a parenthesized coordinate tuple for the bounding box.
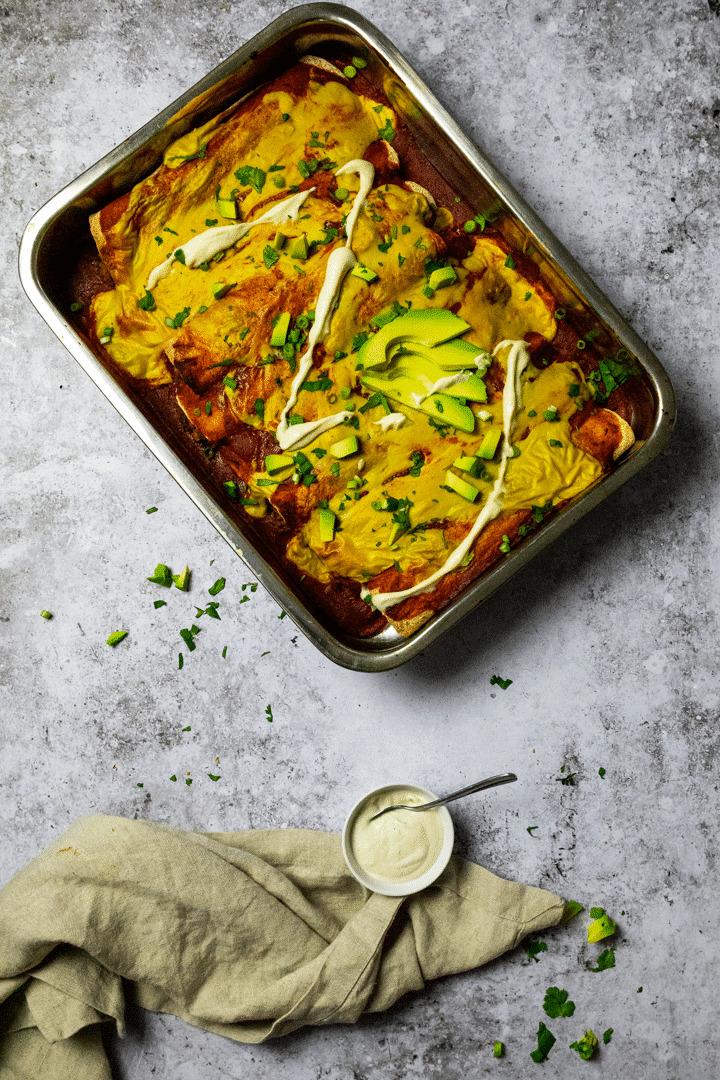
(476, 427, 503, 460)
(212, 282, 236, 300)
(428, 265, 458, 290)
(358, 308, 471, 372)
(273, 231, 287, 249)
(587, 910, 617, 943)
(445, 470, 480, 502)
(40, 610, 52, 620)
(351, 264, 379, 284)
(172, 565, 191, 591)
(216, 198, 238, 219)
(106, 631, 128, 647)
(289, 234, 308, 260)
(441, 373, 488, 402)
(270, 312, 291, 347)
(147, 563, 173, 587)
(569, 1030, 599, 1061)
(318, 507, 336, 542)
(454, 455, 484, 478)
(392, 337, 490, 372)
(330, 435, 359, 459)
(265, 453, 294, 475)
(493, 1042, 504, 1058)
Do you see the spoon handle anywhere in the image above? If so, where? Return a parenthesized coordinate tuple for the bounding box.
(417, 772, 517, 811)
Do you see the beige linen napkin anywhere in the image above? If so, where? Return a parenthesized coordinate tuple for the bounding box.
(0, 815, 564, 1079)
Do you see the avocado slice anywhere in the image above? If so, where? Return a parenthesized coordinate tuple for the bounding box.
(217, 198, 238, 219)
(428, 266, 458, 290)
(273, 231, 287, 250)
(270, 312, 291, 348)
(330, 435, 359, 459)
(390, 338, 490, 373)
(318, 508, 336, 542)
(476, 427, 503, 460)
(351, 264, 378, 284)
(441, 373, 488, 403)
(362, 368, 475, 432)
(445, 470, 480, 502)
(358, 309, 471, 372)
(265, 453, 294, 475)
(453, 455, 485, 478)
(289, 234, 308, 260)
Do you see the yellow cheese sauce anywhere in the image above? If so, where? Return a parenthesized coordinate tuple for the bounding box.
(349, 787, 445, 883)
(89, 59, 618, 623)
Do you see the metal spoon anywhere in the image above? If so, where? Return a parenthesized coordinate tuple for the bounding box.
(368, 773, 518, 822)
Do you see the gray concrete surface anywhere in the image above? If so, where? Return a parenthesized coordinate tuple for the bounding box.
(1, 0, 718, 1076)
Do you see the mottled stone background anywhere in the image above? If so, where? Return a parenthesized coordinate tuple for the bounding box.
(1, 0, 718, 1076)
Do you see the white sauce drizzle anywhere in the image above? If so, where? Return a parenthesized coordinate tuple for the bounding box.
(413, 371, 473, 404)
(274, 160, 375, 453)
(364, 339, 531, 614)
(146, 189, 313, 290)
(374, 412, 407, 432)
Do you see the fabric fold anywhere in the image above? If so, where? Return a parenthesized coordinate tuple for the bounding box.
(0, 815, 565, 1079)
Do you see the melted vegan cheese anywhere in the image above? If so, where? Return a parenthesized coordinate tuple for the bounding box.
(88, 59, 615, 631)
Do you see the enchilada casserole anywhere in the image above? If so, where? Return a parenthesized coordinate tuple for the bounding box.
(74, 55, 654, 638)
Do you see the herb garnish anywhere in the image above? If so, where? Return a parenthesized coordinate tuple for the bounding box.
(543, 987, 575, 1019)
(234, 165, 266, 193)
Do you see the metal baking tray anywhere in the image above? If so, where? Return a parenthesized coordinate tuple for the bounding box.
(19, 2, 675, 672)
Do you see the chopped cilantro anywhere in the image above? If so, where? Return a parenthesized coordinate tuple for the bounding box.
(146, 506, 158, 514)
(555, 768, 576, 786)
(186, 778, 192, 786)
(549, 439, 563, 447)
(208, 773, 221, 781)
(589, 947, 615, 972)
(266, 703, 274, 722)
(254, 398, 265, 422)
(377, 117, 395, 141)
(527, 825, 539, 836)
(205, 218, 218, 227)
(603, 1028, 613, 1045)
(568, 382, 581, 397)
(524, 940, 547, 962)
(543, 987, 575, 1019)
(263, 245, 280, 270)
(300, 377, 333, 392)
(168, 141, 207, 163)
(599, 766, 606, 778)
(208, 578, 226, 596)
(561, 901, 585, 924)
(234, 164, 266, 193)
(222, 645, 227, 658)
(504, 254, 515, 269)
(223, 375, 238, 390)
(137, 289, 156, 311)
(205, 401, 212, 415)
(165, 306, 191, 329)
(170, 774, 177, 781)
(530, 1022, 556, 1064)
(489, 675, 512, 689)
(352, 331, 369, 352)
(153, 600, 167, 609)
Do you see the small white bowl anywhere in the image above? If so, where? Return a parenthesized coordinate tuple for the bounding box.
(342, 782, 455, 896)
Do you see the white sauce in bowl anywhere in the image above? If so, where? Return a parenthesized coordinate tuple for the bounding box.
(348, 786, 445, 883)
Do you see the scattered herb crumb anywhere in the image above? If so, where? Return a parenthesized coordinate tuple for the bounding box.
(154, 600, 167, 609)
(185, 778, 193, 786)
(266, 704, 274, 722)
(530, 1021, 556, 1063)
(490, 674, 513, 689)
(555, 766, 576, 786)
(543, 987, 575, 1019)
(561, 900, 584, 924)
(137, 783, 144, 788)
(222, 645, 227, 659)
(603, 1028, 613, 1045)
(278, 610, 286, 619)
(178, 653, 184, 669)
(208, 577, 226, 596)
(182, 726, 191, 732)
(524, 940, 547, 962)
(493, 1041, 504, 1058)
(170, 774, 177, 782)
(106, 631, 128, 647)
(208, 774, 221, 781)
(527, 825, 538, 836)
(589, 947, 615, 972)
(40, 610, 52, 620)
(261, 650, 270, 656)
(599, 767, 606, 778)
(146, 506, 158, 514)
(637, 986, 642, 993)
(148, 563, 173, 587)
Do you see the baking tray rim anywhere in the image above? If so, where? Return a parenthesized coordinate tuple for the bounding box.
(18, 1, 676, 673)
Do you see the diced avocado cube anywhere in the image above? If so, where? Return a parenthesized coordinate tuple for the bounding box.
(273, 231, 287, 249)
(265, 453, 294, 475)
(217, 198, 238, 219)
(453, 455, 484, 478)
(270, 312, 291, 348)
(147, 563, 173, 587)
(330, 435, 359, 459)
(428, 265, 458, 290)
(289, 234, 308, 260)
(476, 427, 503, 460)
(172, 565, 191, 591)
(351, 264, 378, 284)
(212, 282, 236, 300)
(318, 508, 336, 543)
(445, 470, 480, 502)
